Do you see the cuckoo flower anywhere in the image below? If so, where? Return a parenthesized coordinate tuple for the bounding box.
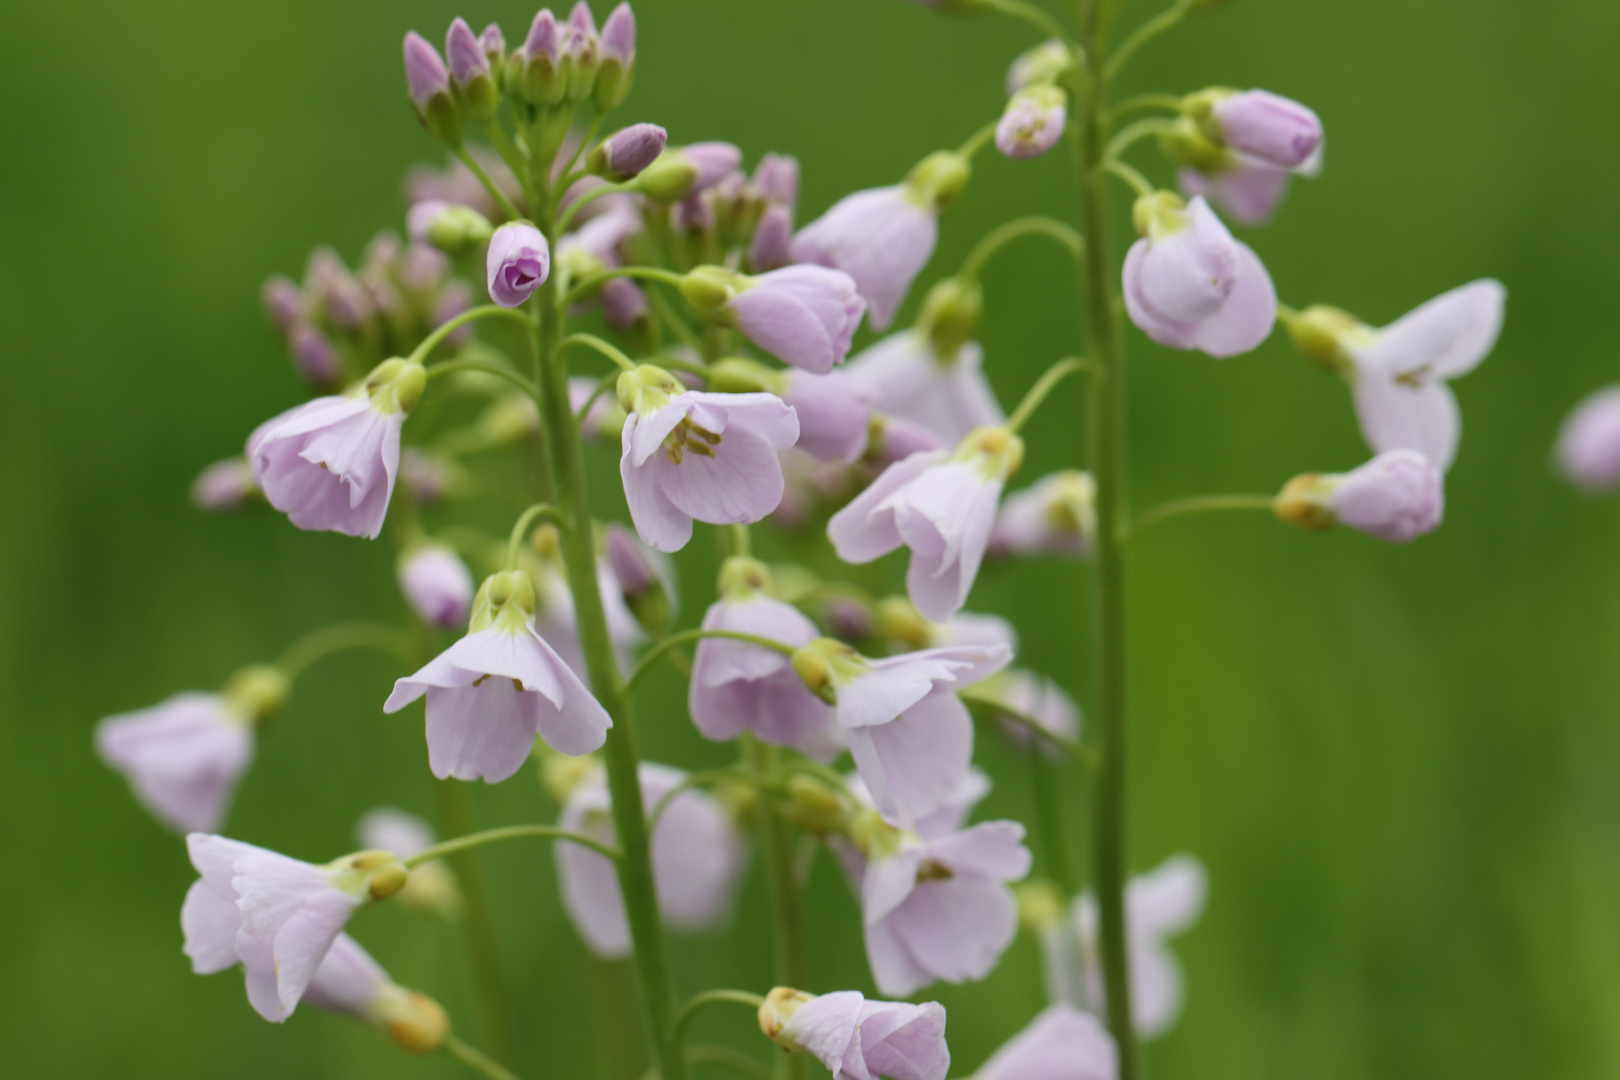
(384, 570, 613, 782)
(605, 521, 678, 634)
(402, 31, 450, 111)
(828, 427, 1024, 622)
(1075, 855, 1208, 1039)
(1557, 387, 1620, 491)
(486, 221, 552, 307)
(1195, 88, 1323, 170)
(556, 762, 746, 957)
(792, 151, 971, 331)
(616, 365, 800, 552)
(397, 545, 475, 629)
(588, 123, 667, 181)
(761, 989, 950, 1080)
(689, 557, 842, 759)
(682, 265, 866, 375)
(990, 470, 1097, 557)
(302, 934, 450, 1052)
(247, 358, 424, 539)
(1286, 280, 1506, 471)
(182, 834, 408, 1022)
(709, 357, 874, 464)
(1123, 192, 1276, 358)
(594, 3, 636, 109)
(191, 457, 259, 511)
(1178, 156, 1299, 227)
(997, 85, 1068, 160)
(846, 333, 1004, 445)
(1275, 450, 1445, 543)
(357, 808, 461, 917)
(445, 17, 497, 118)
(976, 1005, 1119, 1080)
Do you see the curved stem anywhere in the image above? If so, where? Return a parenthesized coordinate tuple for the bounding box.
(1107, 93, 1186, 124)
(687, 1045, 773, 1080)
(649, 287, 707, 353)
(1103, 0, 1191, 82)
(480, 121, 531, 202)
(575, 371, 619, 424)
(556, 179, 633, 235)
(671, 990, 768, 1053)
(274, 622, 414, 680)
(425, 358, 539, 399)
(741, 736, 809, 1080)
(445, 1034, 526, 1080)
(1128, 494, 1275, 540)
(649, 766, 761, 831)
(564, 265, 689, 307)
(452, 145, 524, 222)
(505, 502, 568, 569)
(985, 0, 1074, 44)
(1104, 117, 1177, 165)
(956, 120, 1000, 160)
(1103, 159, 1154, 198)
(1007, 357, 1092, 434)
(563, 113, 608, 183)
(563, 332, 638, 372)
(959, 217, 1084, 282)
(410, 305, 536, 365)
(961, 692, 1098, 771)
(406, 824, 621, 867)
(625, 628, 799, 692)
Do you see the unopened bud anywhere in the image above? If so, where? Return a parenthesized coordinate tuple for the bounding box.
(408, 200, 494, 253)
(587, 123, 668, 180)
(916, 277, 982, 361)
(403, 32, 463, 145)
(288, 322, 341, 388)
(446, 17, 499, 119)
(706, 357, 779, 396)
(905, 150, 972, 210)
(1272, 474, 1333, 531)
(191, 457, 259, 511)
(877, 596, 930, 650)
(222, 664, 290, 724)
(381, 991, 451, 1054)
(1015, 879, 1065, 932)
(783, 775, 848, 834)
(759, 987, 814, 1043)
(515, 10, 565, 106)
(261, 275, 303, 332)
(748, 203, 793, 272)
(1007, 39, 1074, 94)
(634, 153, 700, 203)
(593, 3, 637, 110)
(679, 265, 742, 323)
(718, 555, 773, 598)
(1283, 304, 1358, 376)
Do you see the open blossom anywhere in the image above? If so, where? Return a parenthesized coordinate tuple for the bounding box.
(829, 427, 1023, 622)
(357, 808, 461, 917)
(397, 545, 475, 628)
(782, 370, 875, 463)
(690, 558, 842, 758)
(1123, 193, 1276, 358)
(247, 358, 424, 539)
(792, 188, 938, 333)
(846, 333, 1004, 445)
(384, 570, 613, 782)
(1556, 386, 1620, 491)
(183, 834, 407, 1022)
(96, 691, 258, 833)
(1205, 89, 1322, 170)
(765, 989, 950, 1080)
(976, 1005, 1118, 1080)
(991, 470, 1096, 557)
(486, 221, 552, 307)
(684, 265, 865, 375)
(616, 365, 800, 552)
(997, 85, 1068, 160)
(1074, 854, 1208, 1039)
(1276, 450, 1445, 542)
(556, 762, 746, 957)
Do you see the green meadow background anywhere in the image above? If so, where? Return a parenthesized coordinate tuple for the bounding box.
(3, 0, 1619, 1076)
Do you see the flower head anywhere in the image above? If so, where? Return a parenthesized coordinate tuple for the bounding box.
(765, 989, 950, 1080)
(990, 470, 1096, 557)
(1557, 386, 1620, 491)
(846, 332, 1004, 445)
(397, 544, 475, 628)
(792, 188, 937, 333)
(1200, 88, 1323, 170)
(996, 85, 1068, 160)
(486, 221, 552, 307)
(683, 265, 866, 374)
(976, 1005, 1118, 1080)
(1275, 449, 1445, 543)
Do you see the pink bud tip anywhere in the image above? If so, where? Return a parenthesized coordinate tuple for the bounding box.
(600, 3, 635, 61)
(445, 18, 489, 85)
(403, 31, 450, 108)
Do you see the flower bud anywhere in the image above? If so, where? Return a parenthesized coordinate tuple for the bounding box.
(753, 152, 800, 209)
(634, 153, 700, 203)
(905, 150, 972, 210)
(594, 3, 637, 110)
(1015, 879, 1065, 933)
(586, 122, 667, 180)
(408, 200, 494, 253)
(191, 457, 259, 511)
(514, 10, 564, 106)
(603, 278, 650, 331)
(563, 2, 600, 102)
(378, 991, 451, 1054)
(403, 32, 463, 145)
(758, 987, 815, 1043)
(876, 596, 931, 650)
(916, 276, 983, 361)
(446, 17, 499, 120)
(221, 663, 290, 724)
(1282, 304, 1358, 376)
(486, 221, 551, 307)
(706, 357, 780, 396)
(607, 523, 675, 635)
(1185, 87, 1322, 170)
(398, 545, 475, 628)
(1557, 387, 1620, 492)
(679, 265, 742, 323)
(748, 204, 793, 271)
(261, 275, 303, 332)
(1276, 450, 1444, 543)
(996, 84, 1068, 160)
(1007, 39, 1073, 94)
(479, 23, 507, 69)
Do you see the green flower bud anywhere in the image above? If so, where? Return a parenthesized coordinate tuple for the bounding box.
(905, 150, 973, 210)
(706, 357, 781, 396)
(1283, 304, 1360, 376)
(679, 265, 742, 324)
(221, 664, 290, 724)
(633, 153, 700, 203)
(916, 276, 983, 361)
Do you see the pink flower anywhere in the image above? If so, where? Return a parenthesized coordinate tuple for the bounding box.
(783, 370, 875, 463)
(402, 31, 450, 110)
(997, 85, 1068, 160)
(976, 1005, 1118, 1080)
(750, 203, 794, 271)
(1209, 89, 1322, 170)
(1123, 193, 1276, 358)
(1178, 158, 1296, 227)
(1557, 386, 1620, 491)
(1277, 450, 1445, 543)
(96, 692, 256, 832)
(589, 123, 667, 180)
(397, 545, 475, 628)
(690, 559, 842, 759)
(990, 470, 1096, 557)
(792, 187, 937, 332)
(685, 265, 865, 374)
(247, 359, 425, 539)
(486, 221, 552, 307)
(556, 762, 746, 957)
(828, 428, 1023, 622)
(774, 990, 950, 1080)
(190, 457, 259, 511)
(846, 332, 1004, 445)
(617, 366, 800, 552)
(384, 570, 613, 782)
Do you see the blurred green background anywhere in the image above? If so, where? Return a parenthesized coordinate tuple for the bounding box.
(3, 0, 1619, 1076)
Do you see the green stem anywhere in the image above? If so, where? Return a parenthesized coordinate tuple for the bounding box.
(564, 113, 608, 181)
(564, 265, 689, 307)
(480, 121, 532, 203)
(410, 305, 536, 365)
(445, 1034, 526, 1080)
(956, 120, 1000, 160)
(504, 502, 568, 569)
(556, 179, 634, 235)
(959, 217, 1085, 282)
(624, 628, 799, 692)
(671, 990, 768, 1054)
(1006, 357, 1092, 434)
(1072, 8, 1140, 1075)
(452, 145, 525, 222)
(1107, 93, 1186, 124)
(649, 287, 708, 353)
(425, 357, 540, 399)
(274, 622, 413, 680)
(563, 332, 639, 372)
(741, 736, 809, 1080)
(1029, 746, 1079, 895)
(405, 824, 622, 867)
(1128, 494, 1276, 539)
(721, 522, 751, 559)
(575, 371, 619, 424)
(1103, 117, 1178, 165)
(1104, 159, 1154, 198)
(961, 693, 1098, 771)
(985, 0, 1074, 44)
(1103, 0, 1191, 82)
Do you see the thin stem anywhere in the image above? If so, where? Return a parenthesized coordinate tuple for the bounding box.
(446, 1035, 525, 1080)
(274, 622, 413, 680)
(1107, 93, 1186, 124)
(625, 629, 799, 693)
(722, 522, 752, 559)
(505, 502, 568, 569)
(556, 179, 634, 235)
(425, 358, 539, 400)
(1128, 494, 1276, 539)
(649, 767, 761, 831)
(563, 332, 638, 372)
(649, 287, 707, 353)
(480, 121, 532, 202)
(453, 145, 524, 222)
(410, 305, 535, 365)
(956, 120, 1000, 160)
(985, 0, 1074, 44)
(1104, 159, 1154, 198)
(1104, 117, 1177, 165)
(406, 824, 622, 868)
(961, 692, 1098, 771)
(1103, 0, 1191, 82)
(671, 990, 768, 1052)
(564, 113, 608, 182)
(959, 217, 1085, 282)
(687, 1046, 774, 1080)
(1007, 357, 1091, 434)
(742, 736, 809, 1080)
(564, 265, 689, 307)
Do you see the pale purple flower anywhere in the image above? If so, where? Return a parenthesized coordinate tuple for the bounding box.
(990, 470, 1096, 557)
(398, 545, 475, 628)
(618, 369, 800, 552)
(997, 86, 1068, 160)
(1074, 855, 1207, 1039)
(750, 203, 794, 271)
(191, 457, 259, 511)
(777, 991, 950, 1080)
(792, 186, 938, 332)
(754, 152, 800, 208)
(1210, 90, 1322, 169)
(556, 762, 746, 957)
(261, 276, 303, 331)
(402, 32, 450, 110)
(300, 934, 391, 1018)
(1323, 450, 1445, 542)
(527, 551, 646, 681)
(846, 332, 1004, 445)
(445, 17, 490, 86)
(247, 359, 424, 539)
(782, 370, 875, 464)
(1178, 159, 1295, 227)
(869, 415, 948, 466)
(722, 266, 865, 374)
(976, 1005, 1118, 1080)
(384, 570, 613, 782)
(1123, 194, 1276, 358)
(96, 692, 254, 833)
(486, 221, 552, 307)
(288, 322, 341, 386)
(683, 141, 743, 191)
(1557, 386, 1620, 491)
(592, 123, 667, 180)
(827, 429, 1023, 622)
(479, 23, 506, 65)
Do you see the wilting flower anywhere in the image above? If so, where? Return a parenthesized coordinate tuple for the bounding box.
(191, 457, 259, 511)
(247, 358, 425, 539)
(976, 1005, 1118, 1080)
(1123, 192, 1276, 358)
(1557, 386, 1620, 491)
(357, 808, 461, 917)
(1198, 88, 1322, 170)
(616, 364, 800, 552)
(556, 762, 746, 956)
(1285, 280, 1506, 471)
(486, 221, 552, 307)
(384, 570, 613, 782)
(996, 85, 1068, 160)
(682, 265, 865, 374)
(302, 934, 450, 1052)
(761, 988, 950, 1080)
(990, 470, 1096, 557)
(182, 834, 408, 1022)
(1074, 854, 1207, 1039)
(1275, 450, 1445, 543)
(828, 427, 1023, 622)
(845, 332, 1004, 445)
(690, 558, 841, 758)
(397, 545, 475, 628)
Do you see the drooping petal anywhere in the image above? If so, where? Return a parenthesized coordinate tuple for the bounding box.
(1351, 369, 1461, 471)
(1358, 279, 1506, 380)
(848, 691, 974, 827)
(975, 1004, 1118, 1080)
(827, 450, 949, 564)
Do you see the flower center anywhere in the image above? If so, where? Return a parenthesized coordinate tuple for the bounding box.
(916, 859, 955, 883)
(663, 418, 722, 464)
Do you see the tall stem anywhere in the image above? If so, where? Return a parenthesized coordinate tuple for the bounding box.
(740, 736, 809, 1080)
(1072, 5, 1139, 1077)
(529, 239, 688, 1079)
